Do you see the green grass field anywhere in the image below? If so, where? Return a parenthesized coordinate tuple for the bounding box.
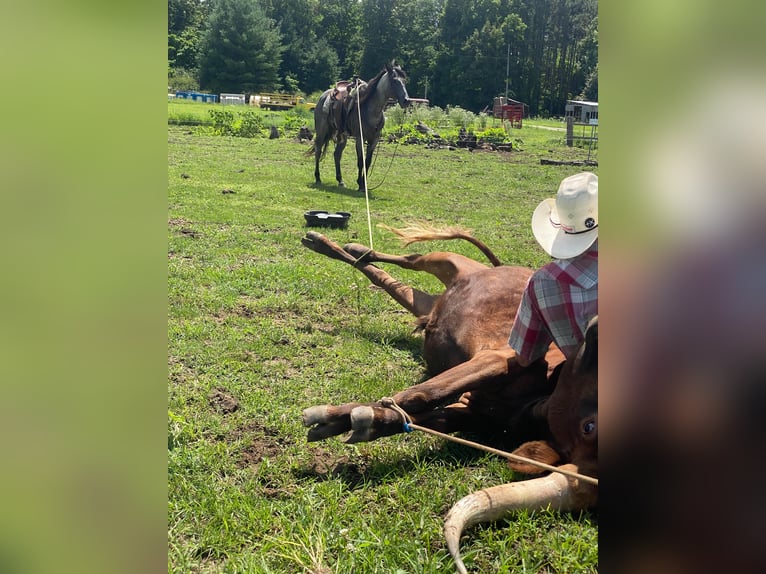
(168, 106, 597, 573)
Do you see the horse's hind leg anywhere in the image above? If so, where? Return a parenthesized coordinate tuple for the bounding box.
(302, 231, 437, 317)
(313, 136, 324, 184)
(343, 243, 489, 289)
(334, 135, 347, 187)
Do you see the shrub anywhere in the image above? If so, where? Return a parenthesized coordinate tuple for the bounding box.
(447, 106, 476, 129)
(236, 110, 265, 138)
(386, 104, 407, 127)
(282, 110, 310, 135)
(209, 108, 236, 135)
(208, 108, 265, 138)
(477, 127, 509, 144)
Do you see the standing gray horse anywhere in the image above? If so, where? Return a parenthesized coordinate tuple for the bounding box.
(311, 62, 411, 192)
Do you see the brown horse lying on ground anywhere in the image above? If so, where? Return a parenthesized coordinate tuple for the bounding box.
(300, 226, 597, 573)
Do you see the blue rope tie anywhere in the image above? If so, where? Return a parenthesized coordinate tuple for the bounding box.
(380, 396, 414, 434)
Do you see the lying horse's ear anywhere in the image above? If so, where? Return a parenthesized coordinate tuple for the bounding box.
(508, 440, 561, 474)
(385, 62, 393, 73)
(573, 316, 598, 376)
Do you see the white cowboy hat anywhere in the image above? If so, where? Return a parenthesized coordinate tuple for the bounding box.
(531, 172, 598, 259)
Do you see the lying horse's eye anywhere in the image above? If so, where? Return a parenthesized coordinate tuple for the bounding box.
(583, 420, 596, 435)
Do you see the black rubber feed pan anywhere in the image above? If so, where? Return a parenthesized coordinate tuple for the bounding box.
(304, 210, 351, 228)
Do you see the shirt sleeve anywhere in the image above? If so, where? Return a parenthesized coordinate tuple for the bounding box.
(508, 278, 553, 364)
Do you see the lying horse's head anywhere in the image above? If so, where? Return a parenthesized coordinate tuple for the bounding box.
(444, 317, 598, 574)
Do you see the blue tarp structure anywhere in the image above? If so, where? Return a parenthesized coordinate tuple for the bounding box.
(175, 91, 218, 103)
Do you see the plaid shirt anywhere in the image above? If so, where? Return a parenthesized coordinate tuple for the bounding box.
(508, 241, 598, 362)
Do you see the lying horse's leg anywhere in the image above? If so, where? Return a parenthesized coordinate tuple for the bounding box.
(343, 243, 488, 289)
(342, 349, 556, 443)
(333, 134, 347, 187)
(302, 231, 437, 317)
(391, 347, 523, 412)
(302, 348, 522, 443)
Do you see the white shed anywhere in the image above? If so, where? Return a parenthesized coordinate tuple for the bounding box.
(220, 93, 246, 105)
(565, 100, 598, 124)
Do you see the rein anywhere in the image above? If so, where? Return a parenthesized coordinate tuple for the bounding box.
(366, 138, 401, 192)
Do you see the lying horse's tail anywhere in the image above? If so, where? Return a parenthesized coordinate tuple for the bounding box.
(379, 222, 504, 267)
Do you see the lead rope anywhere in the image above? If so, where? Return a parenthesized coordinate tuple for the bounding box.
(354, 80, 375, 249)
(379, 396, 598, 486)
(366, 138, 401, 192)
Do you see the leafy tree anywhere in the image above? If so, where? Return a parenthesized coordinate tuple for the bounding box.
(260, 0, 338, 93)
(171, 0, 597, 116)
(297, 38, 340, 93)
(198, 0, 283, 94)
(317, 0, 363, 79)
(575, 14, 598, 101)
(168, 0, 208, 77)
(359, 0, 400, 78)
(357, 0, 443, 99)
(389, 0, 444, 99)
(432, 0, 527, 110)
(579, 62, 598, 101)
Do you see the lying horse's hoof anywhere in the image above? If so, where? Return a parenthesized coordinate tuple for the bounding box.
(302, 405, 331, 426)
(345, 405, 409, 443)
(302, 403, 362, 441)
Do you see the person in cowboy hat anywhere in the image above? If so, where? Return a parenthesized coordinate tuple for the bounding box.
(508, 171, 598, 366)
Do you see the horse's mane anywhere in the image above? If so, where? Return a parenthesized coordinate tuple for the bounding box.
(356, 63, 405, 104)
(355, 68, 386, 104)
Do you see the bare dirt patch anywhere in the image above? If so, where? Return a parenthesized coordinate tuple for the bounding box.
(168, 217, 192, 227)
(169, 355, 199, 386)
(235, 421, 287, 467)
(294, 446, 368, 489)
(207, 387, 239, 413)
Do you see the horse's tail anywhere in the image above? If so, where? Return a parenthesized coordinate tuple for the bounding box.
(305, 138, 330, 159)
(307, 91, 332, 159)
(378, 222, 504, 267)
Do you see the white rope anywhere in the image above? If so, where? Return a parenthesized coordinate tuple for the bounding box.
(380, 397, 599, 486)
(354, 80, 374, 249)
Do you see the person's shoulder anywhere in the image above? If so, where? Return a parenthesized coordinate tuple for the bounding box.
(530, 260, 563, 282)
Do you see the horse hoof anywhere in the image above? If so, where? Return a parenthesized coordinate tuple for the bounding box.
(302, 405, 330, 426)
(338, 182, 345, 188)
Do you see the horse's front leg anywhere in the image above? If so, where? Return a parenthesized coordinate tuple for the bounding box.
(356, 138, 370, 192)
(356, 138, 378, 192)
(342, 352, 550, 443)
(300, 352, 512, 443)
(333, 135, 347, 187)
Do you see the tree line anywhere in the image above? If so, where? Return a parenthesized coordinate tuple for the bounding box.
(169, 0, 597, 116)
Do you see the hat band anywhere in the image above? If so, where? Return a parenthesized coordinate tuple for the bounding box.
(564, 224, 597, 235)
(549, 215, 598, 235)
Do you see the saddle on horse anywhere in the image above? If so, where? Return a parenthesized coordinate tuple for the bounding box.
(329, 77, 367, 135)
